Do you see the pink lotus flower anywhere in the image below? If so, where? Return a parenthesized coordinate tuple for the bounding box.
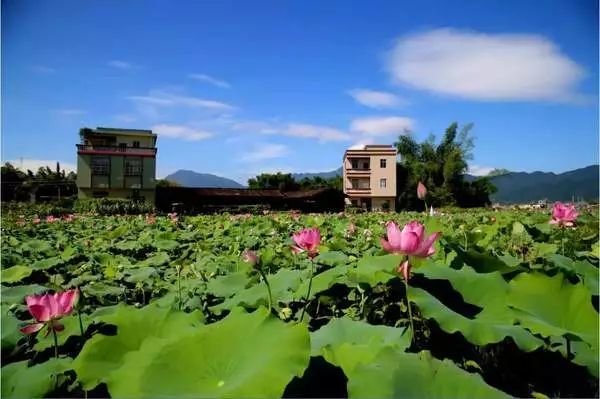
(146, 214, 156, 224)
(291, 228, 321, 258)
(63, 214, 75, 222)
(549, 202, 578, 227)
(167, 212, 178, 223)
(242, 250, 259, 266)
(33, 217, 41, 224)
(20, 289, 79, 335)
(417, 182, 427, 200)
(46, 215, 59, 223)
(380, 221, 441, 280)
(16, 216, 25, 226)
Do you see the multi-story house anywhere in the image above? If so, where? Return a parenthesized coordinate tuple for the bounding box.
(342, 144, 397, 211)
(76, 127, 158, 204)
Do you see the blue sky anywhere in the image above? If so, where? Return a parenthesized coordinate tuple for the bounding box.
(2, 0, 598, 184)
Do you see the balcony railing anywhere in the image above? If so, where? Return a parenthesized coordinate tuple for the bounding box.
(77, 144, 156, 156)
(347, 167, 371, 172)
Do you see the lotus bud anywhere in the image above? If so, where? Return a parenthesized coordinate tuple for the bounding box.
(242, 250, 259, 268)
(417, 182, 427, 200)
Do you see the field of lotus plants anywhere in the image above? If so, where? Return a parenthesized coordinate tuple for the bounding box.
(1, 202, 598, 398)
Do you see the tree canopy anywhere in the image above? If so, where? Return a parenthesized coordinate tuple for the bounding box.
(394, 122, 496, 209)
(247, 173, 342, 191)
(1, 162, 77, 202)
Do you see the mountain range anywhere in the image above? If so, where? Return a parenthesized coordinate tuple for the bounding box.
(165, 170, 244, 188)
(165, 165, 598, 203)
(479, 165, 598, 203)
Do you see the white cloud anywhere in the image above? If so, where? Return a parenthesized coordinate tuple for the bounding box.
(241, 144, 290, 162)
(350, 116, 414, 136)
(151, 124, 213, 141)
(6, 159, 76, 174)
(54, 109, 86, 116)
(348, 89, 406, 108)
(387, 28, 586, 102)
(468, 165, 496, 176)
(231, 121, 279, 134)
(283, 124, 351, 142)
(232, 121, 351, 142)
(127, 91, 235, 111)
(189, 73, 231, 89)
(31, 65, 55, 74)
(108, 60, 137, 70)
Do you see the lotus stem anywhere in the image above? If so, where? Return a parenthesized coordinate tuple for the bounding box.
(52, 326, 59, 359)
(177, 266, 182, 311)
(561, 228, 565, 256)
(78, 311, 85, 337)
(258, 268, 273, 313)
(404, 277, 415, 345)
(566, 336, 572, 360)
(300, 258, 315, 322)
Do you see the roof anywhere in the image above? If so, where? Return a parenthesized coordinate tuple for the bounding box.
(158, 187, 330, 198)
(344, 144, 397, 158)
(80, 127, 157, 138)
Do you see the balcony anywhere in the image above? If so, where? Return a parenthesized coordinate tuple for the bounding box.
(77, 144, 156, 156)
(346, 187, 372, 196)
(346, 168, 371, 175)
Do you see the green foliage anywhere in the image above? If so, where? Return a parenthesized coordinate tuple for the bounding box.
(73, 198, 154, 215)
(1, 358, 72, 399)
(247, 171, 342, 191)
(77, 306, 309, 398)
(247, 172, 299, 190)
(1, 161, 77, 203)
(1, 207, 598, 397)
(347, 348, 510, 398)
(155, 179, 180, 187)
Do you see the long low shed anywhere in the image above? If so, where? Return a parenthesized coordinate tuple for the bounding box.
(155, 187, 344, 214)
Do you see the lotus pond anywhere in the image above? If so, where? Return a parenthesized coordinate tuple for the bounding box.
(1, 208, 599, 398)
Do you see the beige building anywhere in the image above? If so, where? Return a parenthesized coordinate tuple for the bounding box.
(343, 144, 397, 211)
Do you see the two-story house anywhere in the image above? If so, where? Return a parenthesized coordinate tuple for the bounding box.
(342, 144, 397, 211)
(76, 127, 158, 204)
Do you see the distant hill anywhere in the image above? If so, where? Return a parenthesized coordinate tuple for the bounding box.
(165, 170, 245, 188)
(292, 167, 342, 181)
(466, 165, 598, 203)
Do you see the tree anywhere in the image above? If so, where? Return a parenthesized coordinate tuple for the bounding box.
(394, 122, 495, 209)
(247, 173, 299, 191)
(298, 175, 342, 190)
(247, 173, 343, 191)
(156, 179, 181, 187)
(1, 162, 28, 201)
(0, 162, 77, 203)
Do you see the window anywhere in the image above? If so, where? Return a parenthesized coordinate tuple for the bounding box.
(380, 159, 387, 168)
(125, 158, 142, 176)
(133, 141, 140, 148)
(119, 143, 127, 152)
(380, 178, 387, 188)
(362, 161, 370, 169)
(351, 199, 358, 206)
(351, 159, 359, 169)
(91, 157, 109, 175)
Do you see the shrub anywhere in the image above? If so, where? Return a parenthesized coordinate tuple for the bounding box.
(73, 198, 154, 215)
